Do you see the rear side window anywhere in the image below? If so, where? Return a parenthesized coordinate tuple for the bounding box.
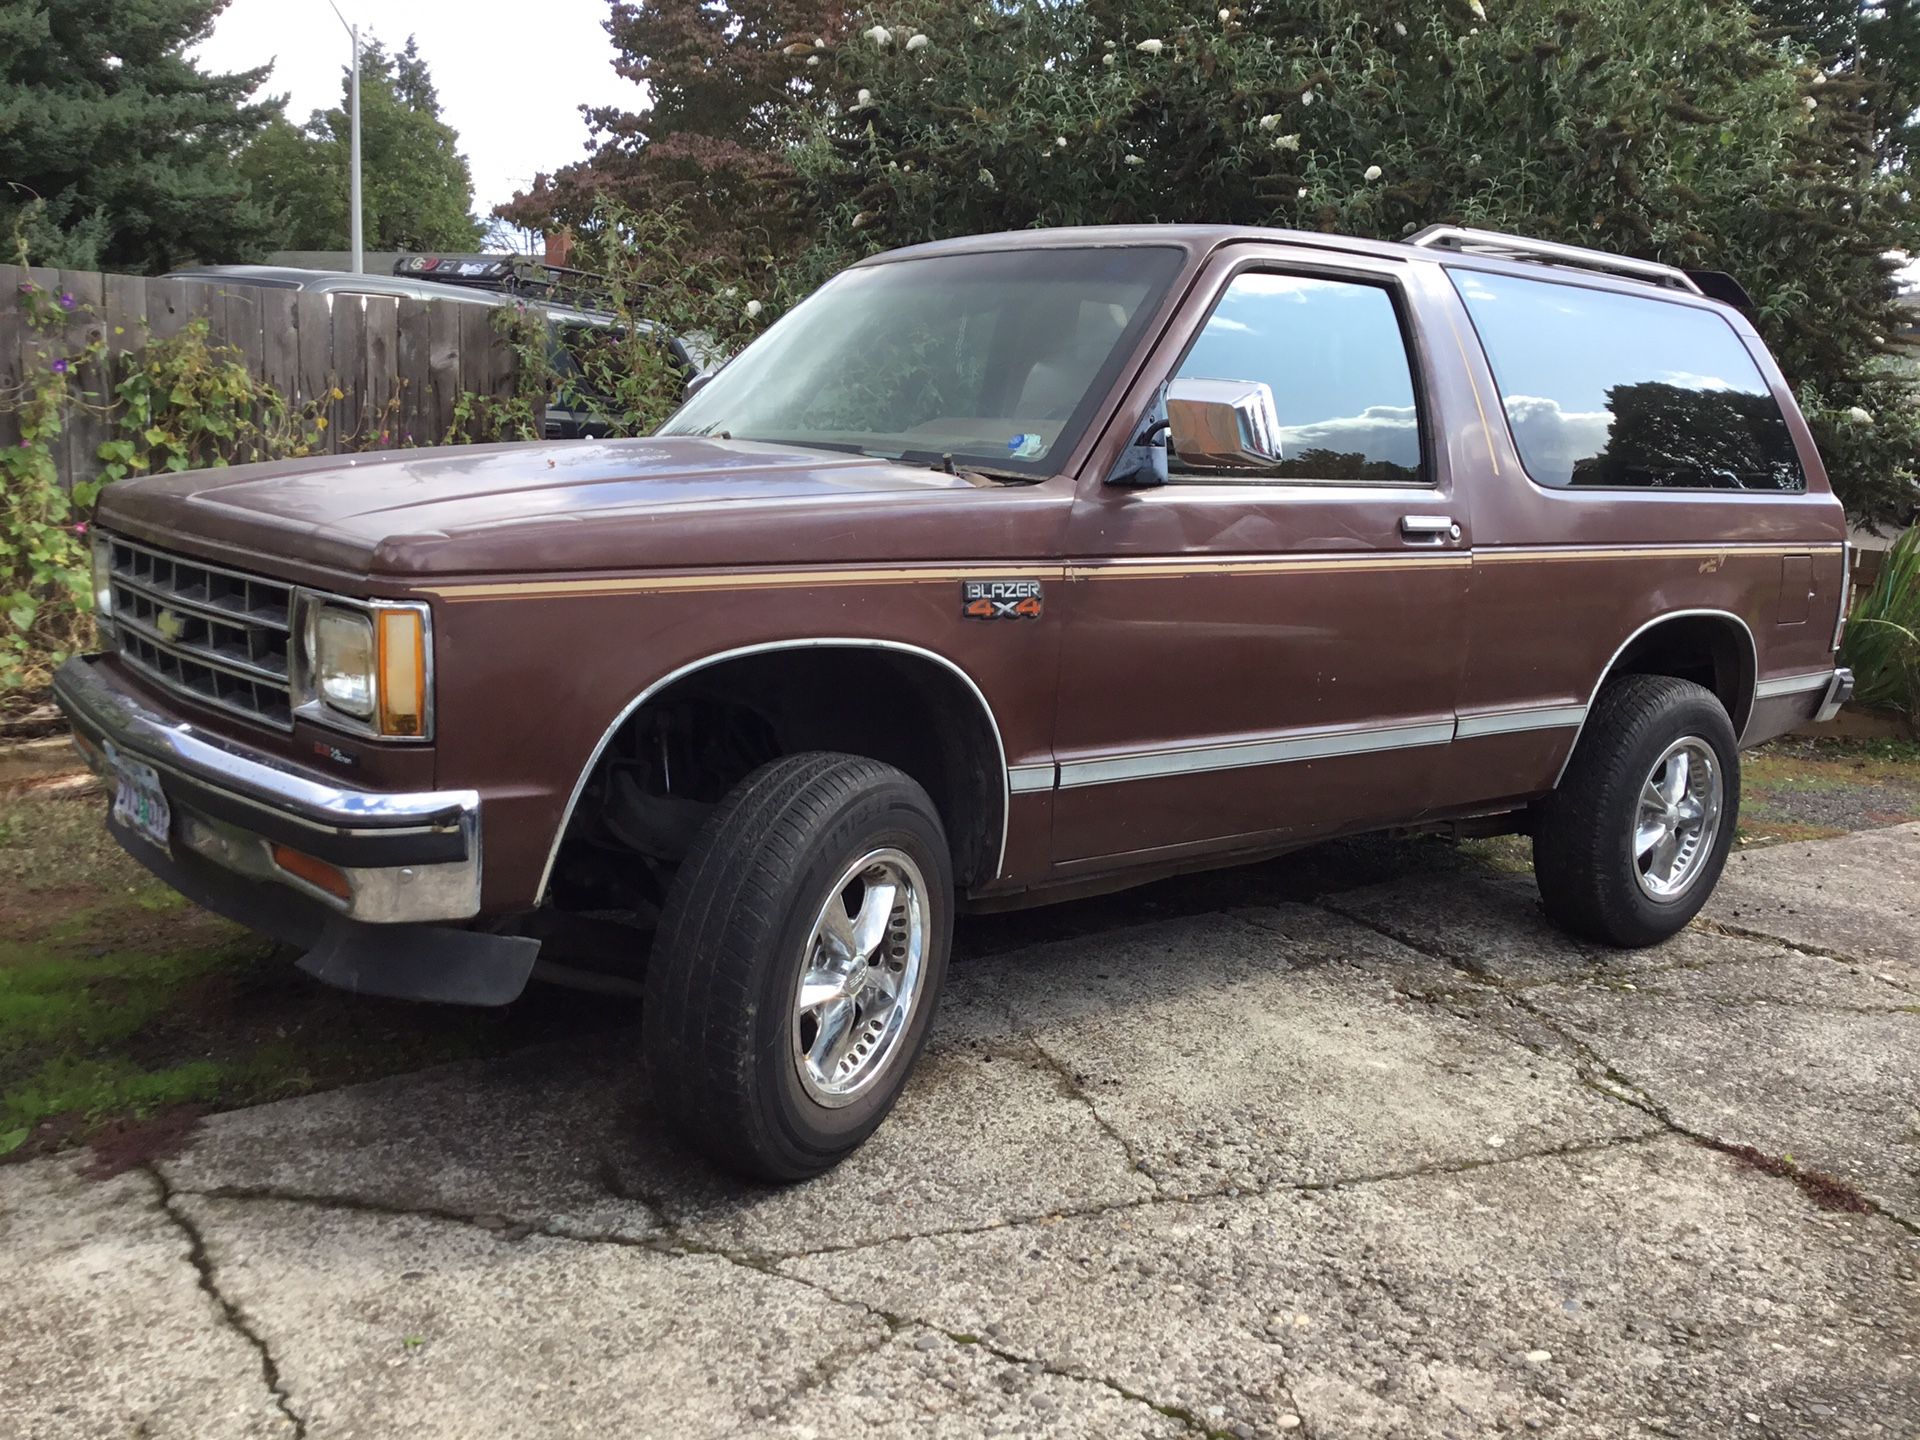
(1450, 269, 1805, 493)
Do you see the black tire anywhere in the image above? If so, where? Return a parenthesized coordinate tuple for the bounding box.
(1533, 674, 1741, 948)
(642, 752, 954, 1181)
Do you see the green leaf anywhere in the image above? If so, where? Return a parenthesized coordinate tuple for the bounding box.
(0, 1129, 28, 1157)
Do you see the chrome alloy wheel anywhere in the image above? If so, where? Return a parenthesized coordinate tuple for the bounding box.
(1631, 737, 1723, 901)
(791, 848, 928, 1107)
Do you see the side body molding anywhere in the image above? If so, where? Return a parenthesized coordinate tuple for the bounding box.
(534, 639, 1013, 903)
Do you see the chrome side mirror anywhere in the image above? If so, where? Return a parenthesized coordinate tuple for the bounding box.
(1166, 377, 1282, 471)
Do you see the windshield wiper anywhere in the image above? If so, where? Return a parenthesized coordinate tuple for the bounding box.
(902, 450, 1043, 486)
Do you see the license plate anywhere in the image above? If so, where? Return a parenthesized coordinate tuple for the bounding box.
(109, 750, 172, 852)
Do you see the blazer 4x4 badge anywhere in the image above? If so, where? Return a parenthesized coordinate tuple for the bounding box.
(962, 578, 1044, 620)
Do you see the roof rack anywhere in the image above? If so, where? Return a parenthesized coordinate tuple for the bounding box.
(1407, 225, 1702, 295)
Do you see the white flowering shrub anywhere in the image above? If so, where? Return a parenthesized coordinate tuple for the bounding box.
(777, 0, 1920, 523)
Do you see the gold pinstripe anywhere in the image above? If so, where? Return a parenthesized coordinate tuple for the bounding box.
(418, 541, 1839, 602)
(421, 564, 1069, 602)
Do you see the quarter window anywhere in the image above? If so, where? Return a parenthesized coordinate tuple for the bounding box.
(1170, 273, 1424, 484)
(1450, 269, 1806, 492)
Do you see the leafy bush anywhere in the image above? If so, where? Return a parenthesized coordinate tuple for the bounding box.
(0, 209, 364, 709)
(453, 204, 769, 445)
(1841, 527, 1920, 720)
(0, 279, 94, 701)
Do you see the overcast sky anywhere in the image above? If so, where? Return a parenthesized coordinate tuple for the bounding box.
(194, 0, 640, 232)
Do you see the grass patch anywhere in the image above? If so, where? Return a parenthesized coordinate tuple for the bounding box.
(1736, 735, 1920, 847)
(0, 783, 624, 1163)
(1745, 736, 1920, 789)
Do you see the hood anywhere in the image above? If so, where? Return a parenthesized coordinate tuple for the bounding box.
(96, 437, 1060, 579)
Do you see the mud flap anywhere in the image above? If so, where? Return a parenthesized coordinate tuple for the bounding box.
(108, 817, 540, 1007)
(296, 921, 540, 1007)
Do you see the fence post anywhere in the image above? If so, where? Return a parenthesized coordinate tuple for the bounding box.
(364, 296, 398, 447)
(396, 297, 430, 448)
(0, 263, 22, 452)
(331, 295, 367, 449)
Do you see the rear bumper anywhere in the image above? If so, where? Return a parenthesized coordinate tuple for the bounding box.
(53, 654, 540, 1006)
(1815, 667, 1855, 725)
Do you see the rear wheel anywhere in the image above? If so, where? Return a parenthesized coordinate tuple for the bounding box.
(642, 752, 953, 1181)
(1533, 675, 1739, 947)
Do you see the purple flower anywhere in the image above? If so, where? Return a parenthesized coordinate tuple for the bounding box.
(50, 358, 69, 374)
(74, 521, 88, 535)
(58, 292, 76, 311)
(17, 281, 33, 295)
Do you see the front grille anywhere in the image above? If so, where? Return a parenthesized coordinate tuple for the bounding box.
(106, 535, 295, 730)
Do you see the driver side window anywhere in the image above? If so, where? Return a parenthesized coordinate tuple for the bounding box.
(1170, 272, 1425, 485)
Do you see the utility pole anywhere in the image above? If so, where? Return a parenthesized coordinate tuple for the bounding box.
(326, 0, 364, 274)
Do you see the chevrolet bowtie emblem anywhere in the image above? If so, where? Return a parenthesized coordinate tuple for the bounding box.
(155, 608, 187, 642)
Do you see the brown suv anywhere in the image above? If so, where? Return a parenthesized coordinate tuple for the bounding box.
(55, 224, 1853, 1179)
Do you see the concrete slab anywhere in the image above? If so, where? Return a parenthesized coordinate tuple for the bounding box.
(177, 1192, 886, 1439)
(1324, 869, 1782, 988)
(162, 979, 1152, 1260)
(625, 986, 1156, 1257)
(962, 910, 1653, 1196)
(782, 1330, 1190, 1437)
(0, 1158, 286, 1440)
(782, 1137, 1920, 1439)
(1528, 957, 1920, 1225)
(160, 1039, 668, 1243)
(7, 824, 1917, 1439)
(1709, 822, 1920, 987)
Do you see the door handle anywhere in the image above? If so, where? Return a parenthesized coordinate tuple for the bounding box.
(1401, 514, 1461, 543)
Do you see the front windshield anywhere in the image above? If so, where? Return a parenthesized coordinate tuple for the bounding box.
(661, 245, 1185, 474)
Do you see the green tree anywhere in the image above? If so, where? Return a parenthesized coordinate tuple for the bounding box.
(0, 0, 279, 272)
(243, 37, 482, 253)
(498, 0, 847, 264)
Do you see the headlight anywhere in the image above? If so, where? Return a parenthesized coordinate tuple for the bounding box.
(309, 606, 375, 717)
(90, 535, 114, 634)
(300, 600, 431, 738)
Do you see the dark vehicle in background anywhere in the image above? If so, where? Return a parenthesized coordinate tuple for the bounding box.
(162, 264, 709, 438)
(71, 225, 1851, 1183)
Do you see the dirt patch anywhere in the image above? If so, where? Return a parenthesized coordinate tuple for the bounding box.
(78, 1106, 205, 1179)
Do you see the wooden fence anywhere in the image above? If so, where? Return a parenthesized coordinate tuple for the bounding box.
(0, 262, 520, 491)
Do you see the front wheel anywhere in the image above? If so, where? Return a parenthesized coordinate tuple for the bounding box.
(1533, 674, 1740, 948)
(642, 752, 953, 1181)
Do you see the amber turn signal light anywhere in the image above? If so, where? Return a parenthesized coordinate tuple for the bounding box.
(271, 844, 352, 902)
(375, 609, 427, 738)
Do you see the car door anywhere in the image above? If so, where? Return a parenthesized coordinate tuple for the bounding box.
(1050, 247, 1471, 868)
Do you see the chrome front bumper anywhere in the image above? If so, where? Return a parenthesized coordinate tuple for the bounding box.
(52, 654, 482, 925)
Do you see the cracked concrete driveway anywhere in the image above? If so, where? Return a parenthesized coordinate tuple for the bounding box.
(4, 825, 1917, 1440)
